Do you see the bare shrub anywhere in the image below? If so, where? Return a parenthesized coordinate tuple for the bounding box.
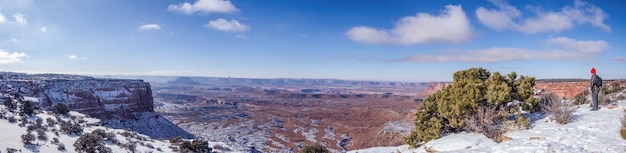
(599, 92, 611, 105)
(6, 148, 18, 153)
(46, 118, 57, 127)
(540, 93, 575, 124)
(302, 144, 329, 153)
(617, 94, 626, 101)
(37, 129, 48, 140)
(146, 143, 154, 149)
(21, 132, 35, 145)
(464, 106, 509, 142)
(7, 116, 17, 123)
(52, 137, 60, 144)
(57, 143, 66, 151)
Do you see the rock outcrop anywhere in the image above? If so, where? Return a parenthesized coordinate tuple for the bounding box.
(0, 72, 153, 120)
(0, 72, 192, 139)
(417, 82, 452, 97)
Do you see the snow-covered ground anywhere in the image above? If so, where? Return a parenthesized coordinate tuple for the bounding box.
(0, 97, 239, 153)
(349, 98, 626, 153)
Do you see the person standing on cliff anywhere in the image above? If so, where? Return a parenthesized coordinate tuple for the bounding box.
(590, 67, 602, 111)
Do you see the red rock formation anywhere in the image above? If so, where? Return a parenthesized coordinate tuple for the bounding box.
(417, 82, 452, 97)
(536, 80, 626, 99)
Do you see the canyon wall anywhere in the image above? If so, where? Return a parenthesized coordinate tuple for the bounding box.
(0, 72, 154, 120)
(535, 81, 589, 99)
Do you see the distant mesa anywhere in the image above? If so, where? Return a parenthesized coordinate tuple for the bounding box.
(168, 77, 200, 85)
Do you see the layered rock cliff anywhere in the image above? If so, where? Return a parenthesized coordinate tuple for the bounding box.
(0, 72, 153, 119)
(0, 72, 193, 139)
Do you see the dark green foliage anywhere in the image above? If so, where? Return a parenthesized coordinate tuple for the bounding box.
(21, 132, 35, 145)
(405, 68, 539, 147)
(73, 133, 112, 153)
(57, 143, 66, 151)
(191, 139, 210, 153)
(19, 100, 38, 116)
(50, 102, 70, 115)
(35, 118, 44, 129)
(3, 97, 16, 110)
(302, 144, 329, 153)
(91, 129, 117, 143)
(179, 139, 212, 153)
(37, 129, 48, 140)
(46, 118, 57, 127)
(125, 142, 137, 153)
(179, 141, 192, 152)
(60, 121, 83, 135)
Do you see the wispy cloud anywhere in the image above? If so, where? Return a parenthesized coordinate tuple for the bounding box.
(138, 24, 161, 31)
(68, 55, 88, 60)
(40, 26, 47, 33)
(476, 0, 610, 34)
(403, 37, 608, 62)
(13, 13, 27, 25)
(205, 18, 249, 32)
(345, 5, 472, 45)
(614, 56, 626, 62)
(168, 0, 238, 15)
(0, 49, 27, 64)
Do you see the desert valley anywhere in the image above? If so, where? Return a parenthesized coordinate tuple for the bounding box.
(2, 71, 623, 152)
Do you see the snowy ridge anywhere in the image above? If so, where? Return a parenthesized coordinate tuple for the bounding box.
(0, 99, 237, 153)
(349, 98, 626, 153)
(0, 72, 195, 140)
(101, 112, 195, 139)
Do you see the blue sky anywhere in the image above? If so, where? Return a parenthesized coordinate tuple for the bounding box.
(0, 0, 624, 82)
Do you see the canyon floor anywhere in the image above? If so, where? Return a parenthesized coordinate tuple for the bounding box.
(151, 78, 424, 152)
(142, 76, 624, 152)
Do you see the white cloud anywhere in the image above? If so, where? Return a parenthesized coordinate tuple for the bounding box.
(40, 26, 47, 33)
(206, 18, 249, 32)
(0, 12, 6, 23)
(476, 0, 610, 34)
(168, 0, 238, 15)
(138, 24, 161, 30)
(13, 13, 27, 25)
(403, 37, 608, 62)
(0, 49, 27, 64)
(546, 37, 608, 54)
(614, 56, 626, 62)
(9, 38, 19, 43)
(345, 5, 472, 45)
(69, 54, 88, 60)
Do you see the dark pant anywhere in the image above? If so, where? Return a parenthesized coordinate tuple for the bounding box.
(591, 88, 599, 110)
